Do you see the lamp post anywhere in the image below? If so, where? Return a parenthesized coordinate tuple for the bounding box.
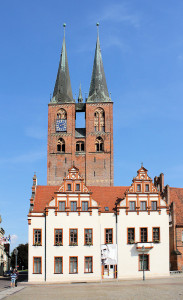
(141, 245, 145, 281)
(13, 248, 18, 269)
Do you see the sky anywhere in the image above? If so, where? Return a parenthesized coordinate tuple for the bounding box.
(1, 0, 183, 250)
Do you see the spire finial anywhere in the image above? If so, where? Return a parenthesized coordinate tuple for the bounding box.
(63, 23, 66, 37)
(96, 22, 99, 36)
(141, 162, 143, 167)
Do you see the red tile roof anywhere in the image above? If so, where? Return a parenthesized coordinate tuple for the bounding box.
(88, 186, 128, 212)
(32, 185, 128, 213)
(170, 187, 183, 225)
(33, 186, 59, 213)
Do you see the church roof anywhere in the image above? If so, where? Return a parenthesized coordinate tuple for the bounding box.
(87, 30, 111, 103)
(170, 187, 183, 225)
(32, 185, 128, 213)
(51, 28, 74, 103)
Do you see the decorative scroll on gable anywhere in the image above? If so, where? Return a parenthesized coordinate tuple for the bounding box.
(58, 166, 89, 193)
(127, 166, 158, 194)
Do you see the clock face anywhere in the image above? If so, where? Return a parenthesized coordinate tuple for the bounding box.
(56, 120, 67, 132)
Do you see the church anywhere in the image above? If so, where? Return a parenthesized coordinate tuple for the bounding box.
(28, 26, 170, 282)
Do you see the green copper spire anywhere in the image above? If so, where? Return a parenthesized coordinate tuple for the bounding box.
(51, 24, 74, 103)
(87, 23, 111, 103)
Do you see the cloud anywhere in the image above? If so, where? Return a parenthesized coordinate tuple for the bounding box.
(89, 3, 140, 28)
(0, 150, 46, 164)
(10, 234, 18, 245)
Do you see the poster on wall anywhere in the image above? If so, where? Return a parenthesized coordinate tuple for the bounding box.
(101, 244, 117, 265)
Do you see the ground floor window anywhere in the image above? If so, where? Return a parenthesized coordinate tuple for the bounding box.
(33, 257, 42, 274)
(84, 257, 93, 273)
(70, 257, 78, 273)
(54, 257, 63, 274)
(139, 254, 149, 271)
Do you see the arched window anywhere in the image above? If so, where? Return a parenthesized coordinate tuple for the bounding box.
(57, 138, 65, 153)
(95, 137, 104, 152)
(76, 141, 84, 152)
(94, 108, 105, 132)
(57, 108, 67, 120)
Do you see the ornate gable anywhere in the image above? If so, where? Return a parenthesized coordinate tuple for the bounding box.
(128, 166, 158, 194)
(58, 166, 89, 193)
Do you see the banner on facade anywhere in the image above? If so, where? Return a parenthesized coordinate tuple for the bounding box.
(101, 244, 117, 265)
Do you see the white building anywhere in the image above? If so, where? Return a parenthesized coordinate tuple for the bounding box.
(28, 166, 169, 282)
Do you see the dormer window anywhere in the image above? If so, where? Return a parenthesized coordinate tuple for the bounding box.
(137, 184, 141, 192)
(145, 184, 149, 192)
(67, 184, 71, 191)
(105, 207, 109, 211)
(76, 184, 80, 191)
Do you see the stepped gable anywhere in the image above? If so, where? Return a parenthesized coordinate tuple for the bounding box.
(170, 187, 183, 224)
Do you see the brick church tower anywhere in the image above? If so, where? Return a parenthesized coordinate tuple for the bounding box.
(47, 26, 113, 186)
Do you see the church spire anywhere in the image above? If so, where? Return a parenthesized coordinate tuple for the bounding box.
(87, 23, 111, 103)
(78, 83, 83, 103)
(51, 24, 74, 103)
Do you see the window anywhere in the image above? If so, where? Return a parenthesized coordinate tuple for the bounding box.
(71, 201, 77, 211)
(33, 257, 42, 274)
(54, 257, 63, 274)
(84, 229, 93, 245)
(140, 201, 147, 211)
(85, 257, 93, 273)
(105, 229, 113, 244)
(153, 228, 160, 242)
(76, 141, 84, 152)
(82, 201, 88, 211)
(105, 206, 109, 211)
(129, 201, 136, 211)
(70, 257, 78, 273)
(57, 138, 65, 152)
(151, 201, 157, 211)
(139, 254, 149, 271)
(128, 228, 135, 244)
(58, 201, 65, 211)
(76, 184, 80, 191)
(182, 231, 183, 243)
(95, 137, 104, 152)
(140, 228, 148, 243)
(54, 229, 63, 245)
(70, 229, 78, 246)
(94, 108, 105, 132)
(145, 184, 149, 192)
(33, 229, 42, 246)
(67, 184, 71, 191)
(137, 184, 141, 192)
(57, 108, 67, 120)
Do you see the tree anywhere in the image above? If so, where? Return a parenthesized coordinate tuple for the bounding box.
(11, 243, 28, 269)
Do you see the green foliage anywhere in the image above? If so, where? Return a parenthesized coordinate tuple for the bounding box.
(11, 243, 28, 269)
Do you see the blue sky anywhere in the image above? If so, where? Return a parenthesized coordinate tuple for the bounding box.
(1, 0, 183, 249)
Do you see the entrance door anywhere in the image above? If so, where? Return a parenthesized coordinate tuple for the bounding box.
(103, 265, 115, 279)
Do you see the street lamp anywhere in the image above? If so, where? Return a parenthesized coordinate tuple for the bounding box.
(141, 245, 145, 281)
(13, 248, 18, 269)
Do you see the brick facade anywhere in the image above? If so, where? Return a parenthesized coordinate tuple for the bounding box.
(47, 102, 114, 186)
